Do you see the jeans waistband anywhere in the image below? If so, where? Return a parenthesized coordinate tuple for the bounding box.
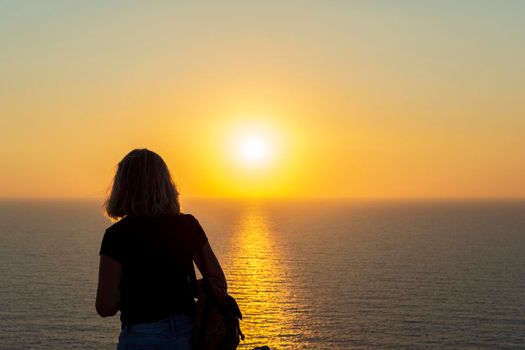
(121, 313, 193, 333)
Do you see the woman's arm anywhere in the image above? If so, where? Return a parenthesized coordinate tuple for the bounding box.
(193, 242, 227, 291)
(95, 255, 121, 317)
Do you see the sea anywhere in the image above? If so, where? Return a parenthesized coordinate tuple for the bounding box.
(0, 198, 524, 349)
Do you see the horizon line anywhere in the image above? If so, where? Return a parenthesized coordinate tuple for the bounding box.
(1, 195, 524, 201)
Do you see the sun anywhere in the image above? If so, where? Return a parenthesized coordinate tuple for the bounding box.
(206, 115, 299, 196)
(237, 135, 270, 165)
(224, 119, 280, 170)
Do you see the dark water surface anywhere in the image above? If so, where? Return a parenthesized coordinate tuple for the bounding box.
(0, 198, 524, 349)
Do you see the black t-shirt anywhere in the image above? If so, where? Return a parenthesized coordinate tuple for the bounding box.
(99, 213, 208, 325)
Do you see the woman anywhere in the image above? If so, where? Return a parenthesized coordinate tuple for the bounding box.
(96, 148, 227, 350)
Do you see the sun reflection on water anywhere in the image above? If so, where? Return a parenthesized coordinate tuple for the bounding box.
(222, 202, 298, 349)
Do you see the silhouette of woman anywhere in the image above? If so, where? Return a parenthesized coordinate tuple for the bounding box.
(96, 148, 227, 350)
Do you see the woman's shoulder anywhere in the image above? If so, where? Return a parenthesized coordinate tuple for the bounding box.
(179, 213, 206, 229)
(179, 213, 208, 243)
(104, 213, 201, 233)
(156, 212, 197, 222)
(104, 216, 133, 234)
(180, 212, 197, 221)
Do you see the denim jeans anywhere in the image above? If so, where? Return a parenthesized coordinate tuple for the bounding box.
(117, 313, 194, 350)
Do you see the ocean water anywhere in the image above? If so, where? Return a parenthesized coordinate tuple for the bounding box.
(0, 198, 524, 349)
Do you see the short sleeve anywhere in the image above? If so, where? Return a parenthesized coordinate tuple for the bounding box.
(186, 214, 209, 250)
(99, 228, 124, 263)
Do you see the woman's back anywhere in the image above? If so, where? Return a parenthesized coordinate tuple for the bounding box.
(100, 213, 207, 325)
(96, 149, 228, 350)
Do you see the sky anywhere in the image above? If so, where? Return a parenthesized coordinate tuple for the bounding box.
(1, 1, 524, 198)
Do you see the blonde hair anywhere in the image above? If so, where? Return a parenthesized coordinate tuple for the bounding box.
(104, 149, 181, 219)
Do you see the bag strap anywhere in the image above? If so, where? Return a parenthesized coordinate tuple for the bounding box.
(188, 246, 207, 297)
(188, 256, 198, 297)
(186, 215, 207, 297)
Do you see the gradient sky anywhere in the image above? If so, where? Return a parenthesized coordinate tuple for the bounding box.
(1, 1, 524, 198)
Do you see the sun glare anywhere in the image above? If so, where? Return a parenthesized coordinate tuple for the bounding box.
(222, 118, 282, 170)
(208, 116, 299, 197)
(238, 135, 270, 165)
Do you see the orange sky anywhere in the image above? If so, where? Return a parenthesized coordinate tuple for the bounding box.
(1, 2, 524, 198)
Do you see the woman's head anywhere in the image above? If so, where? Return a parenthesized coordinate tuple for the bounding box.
(104, 149, 180, 219)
